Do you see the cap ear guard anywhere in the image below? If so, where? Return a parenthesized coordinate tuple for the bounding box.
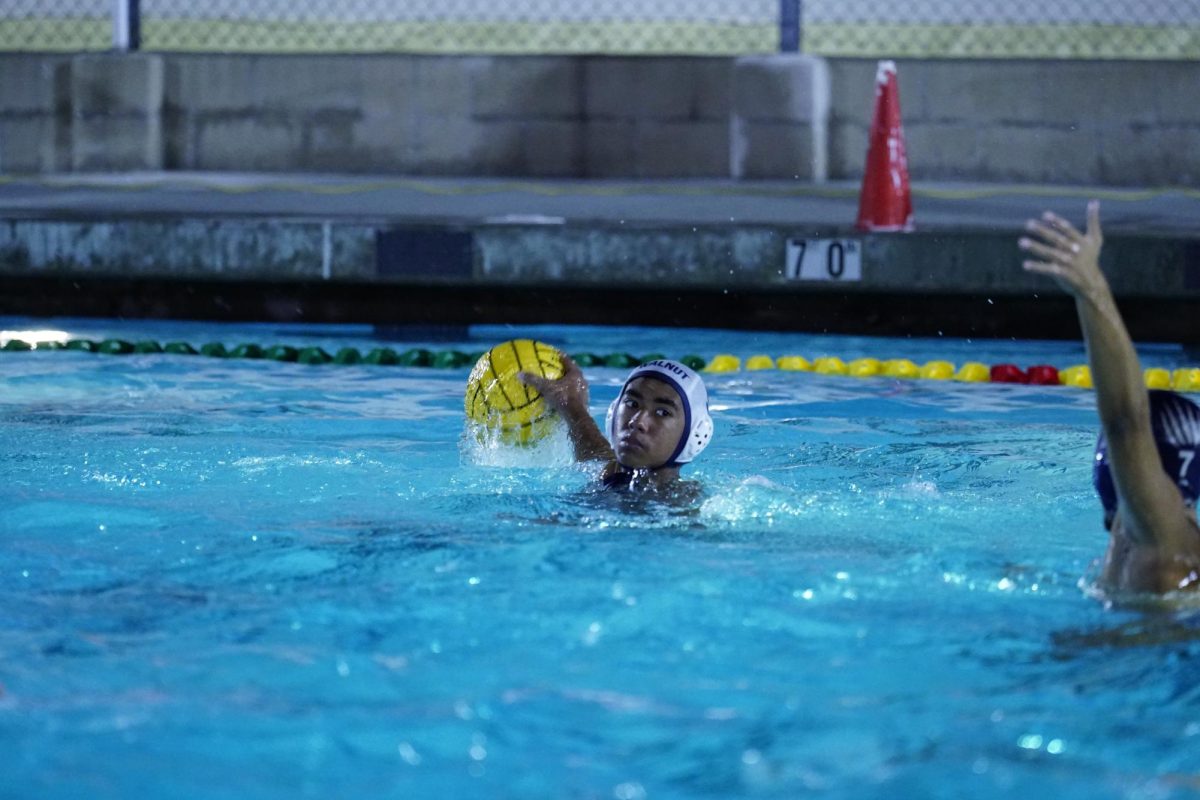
(680, 412, 713, 463)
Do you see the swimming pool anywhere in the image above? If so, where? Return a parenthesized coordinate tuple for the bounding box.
(3, 318, 1199, 799)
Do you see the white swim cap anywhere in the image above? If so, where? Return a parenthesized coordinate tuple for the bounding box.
(605, 359, 713, 467)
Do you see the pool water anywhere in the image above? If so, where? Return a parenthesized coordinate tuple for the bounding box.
(2, 319, 1199, 799)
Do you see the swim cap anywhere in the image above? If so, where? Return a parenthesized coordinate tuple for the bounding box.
(605, 359, 713, 467)
(1094, 390, 1200, 519)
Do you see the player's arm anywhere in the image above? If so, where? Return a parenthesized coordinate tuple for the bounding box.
(519, 354, 618, 468)
(1019, 201, 1192, 549)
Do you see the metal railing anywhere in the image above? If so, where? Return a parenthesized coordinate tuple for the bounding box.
(2, 0, 1198, 59)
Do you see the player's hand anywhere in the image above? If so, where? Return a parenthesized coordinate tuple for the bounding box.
(519, 353, 590, 418)
(1019, 200, 1106, 301)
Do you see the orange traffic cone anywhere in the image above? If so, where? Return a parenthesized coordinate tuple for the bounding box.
(856, 60, 913, 232)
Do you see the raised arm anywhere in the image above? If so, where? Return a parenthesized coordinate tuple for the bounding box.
(1019, 201, 1192, 549)
(519, 354, 618, 470)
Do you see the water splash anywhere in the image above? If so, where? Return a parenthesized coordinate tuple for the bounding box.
(459, 419, 575, 468)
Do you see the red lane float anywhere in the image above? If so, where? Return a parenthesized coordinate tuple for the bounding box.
(1026, 365, 1061, 385)
(989, 364, 1028, 384)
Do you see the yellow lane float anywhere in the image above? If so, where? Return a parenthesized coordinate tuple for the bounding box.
(745, 355, 776, 371)
(1173, 368, 1200, 392)
(848, 358, 882, 378)
(1059, 365, 1093, 389)
(955, 362, 990, 383)
(920, 360, 956, 380)
(813, 356, 848, 376)
(1144, 368, 1172, 389)
(776, 355, 812, 371)
(706, 354, 741, 373)
(883, 358, 920, 379)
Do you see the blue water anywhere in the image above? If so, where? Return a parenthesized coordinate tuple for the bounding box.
(2, 319, 1199, 799)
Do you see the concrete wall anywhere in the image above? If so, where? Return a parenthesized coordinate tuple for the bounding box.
(6, 215, 1194, 301)
(827, 60, 1200, 186)
(1, 52, 1198, 186)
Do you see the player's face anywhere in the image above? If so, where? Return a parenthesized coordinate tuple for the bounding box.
(613, 377, 687, 469)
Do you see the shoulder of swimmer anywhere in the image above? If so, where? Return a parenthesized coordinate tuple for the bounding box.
(1105, 514, 1200, 593)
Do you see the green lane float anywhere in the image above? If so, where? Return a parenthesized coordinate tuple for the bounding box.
(230, 343, 264, 359)
(98, 339, 134, 355)
(571, 353, 602, 367)
(603, 352, 638, 368)
(296, 347, 332, 365)
(264, 345, 298, 362)
(431, 350, 472, 369)
(333, 347, 361, 365)
(364, 347, 398, 365)
(397, 348, 432, 367)
(2, 336, 1197, 392)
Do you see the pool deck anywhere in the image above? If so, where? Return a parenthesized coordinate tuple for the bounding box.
(2, 171, 1198, 231)
(1, 172, 1198, 340)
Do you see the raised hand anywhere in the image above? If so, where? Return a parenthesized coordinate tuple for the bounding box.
(1019, 200, 1105, 301)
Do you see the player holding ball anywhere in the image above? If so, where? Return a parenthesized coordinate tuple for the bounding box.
(520, 352, 713, 495)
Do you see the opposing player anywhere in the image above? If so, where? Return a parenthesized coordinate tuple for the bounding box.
(519, 356, 712, 494)
(1019, 201, 1200, 595)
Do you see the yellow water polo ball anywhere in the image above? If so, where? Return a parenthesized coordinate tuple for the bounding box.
(465, 339, 564, 445)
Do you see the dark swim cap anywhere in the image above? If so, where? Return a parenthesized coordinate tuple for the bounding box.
(1094, 390, 1200, 518)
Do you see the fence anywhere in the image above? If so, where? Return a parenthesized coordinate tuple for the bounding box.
(2, 0, 1199, 59)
